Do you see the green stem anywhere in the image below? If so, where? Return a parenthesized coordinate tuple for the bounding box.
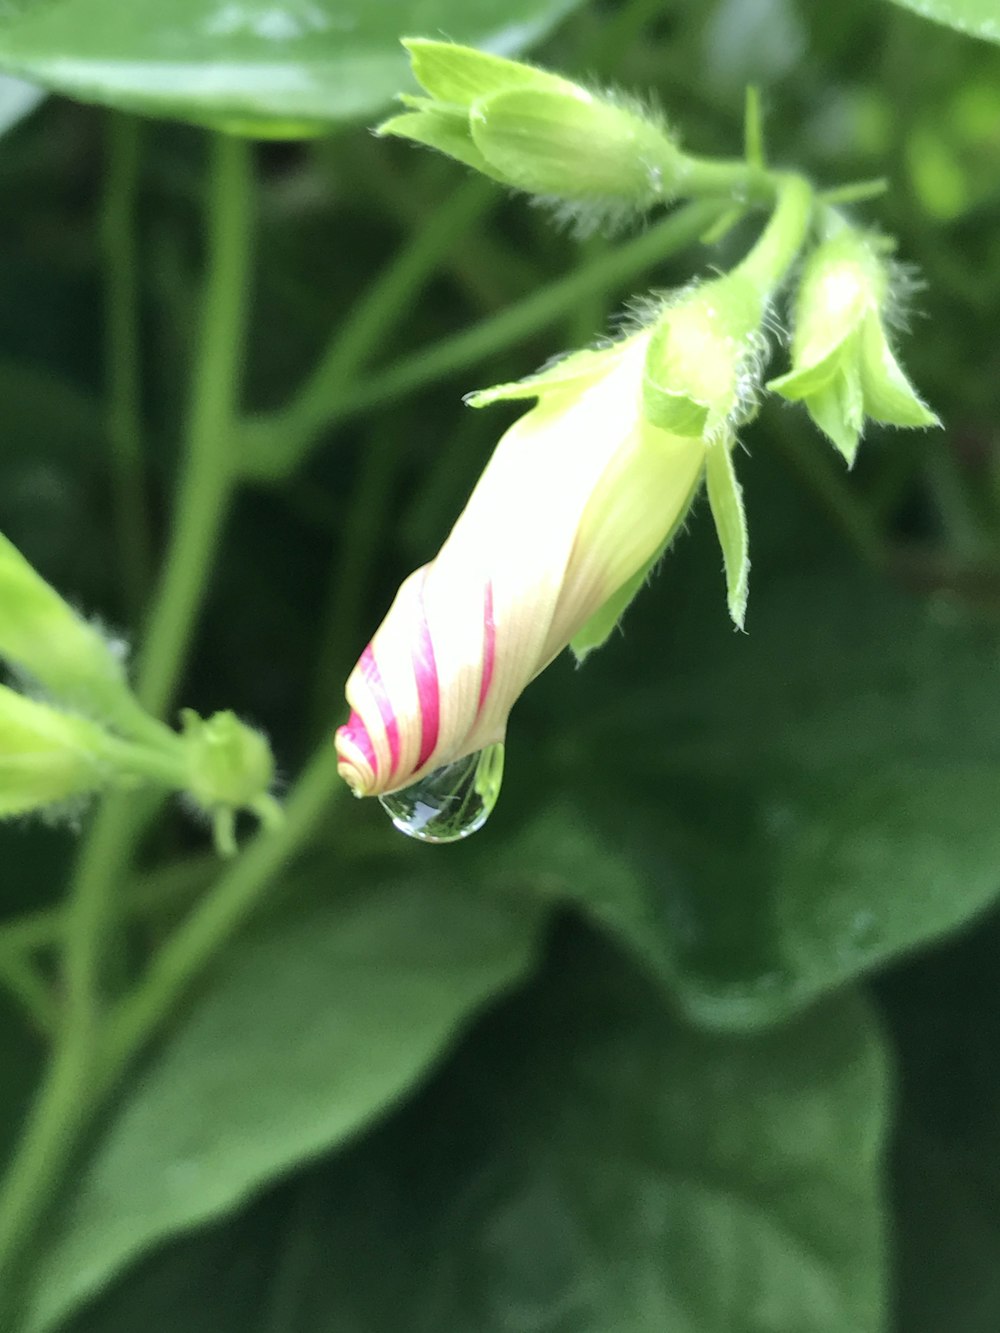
(307, 422, 400, 734)
(136, 134, 255, 717)
(100, 745, 344, 1087)
(0, 955, 57, 1037)
(243, 176, 497, 481)
(102, 112, 151, 626)
(0, 133, 256, 1303)
(0, 852, 218, 959)
(735, 172, 814, 295)
(243, 197, 726, 482)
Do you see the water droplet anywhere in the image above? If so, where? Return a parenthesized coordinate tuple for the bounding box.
(379, 744, 504, 844)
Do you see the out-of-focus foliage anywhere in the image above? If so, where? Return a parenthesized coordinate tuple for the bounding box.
(0, 0, 584, 132)
(0, 1, 998, 1330)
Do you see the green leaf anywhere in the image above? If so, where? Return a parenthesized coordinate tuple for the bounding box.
(0, 73, 43, 136)
(64, 932, 891, 1333)
(885, 0, 1000, 44)
(704, 438, 749, 628)
(881, 913, 1000, 1331)
(0, 0, 587, 133)
(25, 879, 544, 1333)
(511, 538, 1000, 1030)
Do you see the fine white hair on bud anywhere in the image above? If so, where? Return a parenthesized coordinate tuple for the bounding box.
(335, 332, 707, 798)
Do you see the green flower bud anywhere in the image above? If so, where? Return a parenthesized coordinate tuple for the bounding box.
(767, 223, 939, 465)
(180, 709, 275, 813)
(0, 685, 109, 816)
(643, 272, 767, 439)
(0, 531, 132, 718)
(180, 710, 281, 857)
(378, 40, 684, 224)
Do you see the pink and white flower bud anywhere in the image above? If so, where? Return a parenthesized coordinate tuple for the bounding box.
(335, 332, 706, 798)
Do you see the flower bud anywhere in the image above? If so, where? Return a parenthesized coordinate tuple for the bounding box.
(378, 40, 684, 223)
(0, 685, 109, 816)
(767, 223, 938, 465)
(0, 531, 130, 716)
(180, 709, 275, 812)
(336, 333, 706, 798)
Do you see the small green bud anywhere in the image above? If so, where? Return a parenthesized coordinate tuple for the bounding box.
(180, 708, 275, 816)
(768, 223, 939, 465)
(0, 531, 132, 718)
(468, 87, 683, 209)
(0, 685, 109, 816)
(379, 40, 683, 223)
(643, 273, 767, 439)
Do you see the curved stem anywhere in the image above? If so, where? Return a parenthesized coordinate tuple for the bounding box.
(244, 176, 497, 481)
(100, 745, 344, 1087)
(242, 196, 727, 483)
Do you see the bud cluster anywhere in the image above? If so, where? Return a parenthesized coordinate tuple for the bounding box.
(0, 535, 280, 852)
(335, 41, 941, 825)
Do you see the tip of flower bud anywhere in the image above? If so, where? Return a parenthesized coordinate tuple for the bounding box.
(334, 713, 378, 797)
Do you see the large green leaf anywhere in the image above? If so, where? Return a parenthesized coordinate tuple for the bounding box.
(0, 0, 585, 132)
(64, 930, 891, 1332)
(885, 0, 1000, 44)
(26, 878, 544, 1333)
(493, 525, 1000, 1029)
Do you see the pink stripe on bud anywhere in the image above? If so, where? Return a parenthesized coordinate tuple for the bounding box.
(336, 710, 379, 778)
(477, 580, 496, 715)
(413, 579, 441, 770)
(360, 645, 400, 778)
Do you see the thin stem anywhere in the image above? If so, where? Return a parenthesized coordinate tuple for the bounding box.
(0, 133, 256, 1302)
(243, 197, 726, 480)
(136, 133, 255, 718)
(243, 176, 497, 481)
(0, 852, 217, 958)
(285, 177, 495, 442)
(100, 745, 344, 1086)
(0, 955, 57, 1037)
(308, 423, 400, 734)
(102, 112, 151, 625)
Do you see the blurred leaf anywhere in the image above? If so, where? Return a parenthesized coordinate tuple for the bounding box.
(65, 929, 891, 1332)
(0, 73, 43, 136)
(26, 879, 544, 1333)
(879, 911, 1000, 1330)
(503, 549, 1000, 1030)
(885, 0, 1000, 44)
(0, 0, 587, 133)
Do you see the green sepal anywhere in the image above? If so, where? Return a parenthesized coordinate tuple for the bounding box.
(642, 378, 709, 436)
(858, 313, 940, 430)
(403, 38, 575, 107)
(375, 108, 498, 180)
(470, 87, 678, 205)
(767, 350, 840, 402)
(705, 438, 750, 629)
(571, 464, 707, 659)
(806, 360, 865, 467)
(466, 345, 626, 408)
(570, 558, 656, 662)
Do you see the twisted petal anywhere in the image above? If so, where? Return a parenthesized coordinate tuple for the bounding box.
(336, 334, 705, 797)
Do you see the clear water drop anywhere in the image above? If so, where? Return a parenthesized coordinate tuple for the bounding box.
(378, 744, 505, 844)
